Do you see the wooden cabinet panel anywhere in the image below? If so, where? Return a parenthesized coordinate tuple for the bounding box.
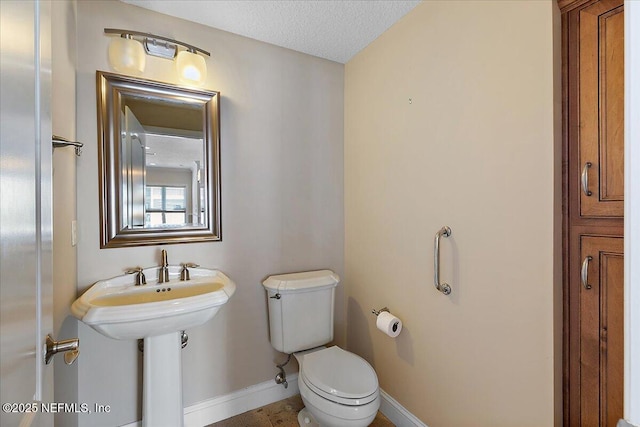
(563, 0, 625, 424)
(579, 236, 623, 427)
(578, 0, 624, 217)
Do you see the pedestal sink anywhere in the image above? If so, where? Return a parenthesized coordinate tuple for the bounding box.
(71, 267, 235, 427)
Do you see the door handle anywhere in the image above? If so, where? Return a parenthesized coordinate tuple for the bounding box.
(45, 334, 79, 365)
(581, 256, 593, 290)
(581, 162, 592, 196)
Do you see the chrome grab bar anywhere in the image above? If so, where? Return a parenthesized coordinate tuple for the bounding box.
(434, 226, 452, 295)
(581, 255, 593, 290)
(581, 162, 593, 196)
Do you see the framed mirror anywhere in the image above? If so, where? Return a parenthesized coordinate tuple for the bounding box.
(97, 71, 221, 248)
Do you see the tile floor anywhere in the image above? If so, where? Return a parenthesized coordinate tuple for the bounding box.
(209, 394, 394, 427)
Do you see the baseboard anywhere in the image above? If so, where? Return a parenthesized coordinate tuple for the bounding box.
(120, 375, 427, 427)
(379, 389, 428, 427)
(183, 373, 299, 426)
(119, 374, 299, 427)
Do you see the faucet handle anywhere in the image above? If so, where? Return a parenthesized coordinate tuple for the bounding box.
(125, 267, 146, 286)
(180, 263, 199, 281)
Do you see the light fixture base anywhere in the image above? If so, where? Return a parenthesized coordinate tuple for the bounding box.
(144, 38, 177, 59)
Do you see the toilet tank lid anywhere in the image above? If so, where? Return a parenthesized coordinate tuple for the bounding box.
(262, 270, 339, 292)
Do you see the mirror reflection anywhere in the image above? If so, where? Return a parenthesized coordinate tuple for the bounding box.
(121, 101, 204, 228)
(98, 72, 220, 248)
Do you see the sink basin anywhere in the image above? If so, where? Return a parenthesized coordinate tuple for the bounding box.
(71, 267, 235, 339)
(72, 265, 235, 426)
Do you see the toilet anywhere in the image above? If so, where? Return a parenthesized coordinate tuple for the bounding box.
(262, 270, 380, 427)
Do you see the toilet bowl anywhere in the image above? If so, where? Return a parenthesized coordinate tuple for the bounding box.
(295, 346, 380, 427)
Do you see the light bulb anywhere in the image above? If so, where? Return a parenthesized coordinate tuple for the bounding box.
(176, 50, 207, 85)
(108, 36, 145, 75)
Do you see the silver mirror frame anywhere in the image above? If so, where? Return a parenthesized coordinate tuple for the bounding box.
(97, 71, 221, 248)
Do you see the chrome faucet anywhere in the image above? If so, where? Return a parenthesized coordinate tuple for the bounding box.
(180, 263, 199, 281)
(159, 249, 169, 283)
(125, 267, 146, 286)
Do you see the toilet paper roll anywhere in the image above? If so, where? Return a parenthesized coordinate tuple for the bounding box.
(376, 311, 402, 338)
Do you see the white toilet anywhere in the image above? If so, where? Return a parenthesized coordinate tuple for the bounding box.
(262, 270, 380, 427)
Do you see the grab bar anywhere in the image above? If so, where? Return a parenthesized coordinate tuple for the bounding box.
(434, 226, 452, 295)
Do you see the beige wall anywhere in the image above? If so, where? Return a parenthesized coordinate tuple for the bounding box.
(52, 1, 79, 426)
(73, 1, 343, 425)
(344, 1, 560, 426)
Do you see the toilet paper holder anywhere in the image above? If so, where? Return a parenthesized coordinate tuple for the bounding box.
(371, 307, 390, 316)
(372, 307, 403, 337)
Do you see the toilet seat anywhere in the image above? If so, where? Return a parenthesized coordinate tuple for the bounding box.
(300, 346, 378, 406)
(298, 367, 380, 427)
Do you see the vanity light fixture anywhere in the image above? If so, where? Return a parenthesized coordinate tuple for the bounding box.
(104, 28, 210, 85)
(176, 50, 207, 85)
(108, 34, 145, 75)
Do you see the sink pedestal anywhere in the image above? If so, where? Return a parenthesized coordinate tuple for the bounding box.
(143, 332, 183, 427)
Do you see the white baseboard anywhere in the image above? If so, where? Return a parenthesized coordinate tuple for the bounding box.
(120, 374, 426, 427)
(379, 389, 428, 427)
(119, 374, 299, 427)
(183, 373, 299, 427)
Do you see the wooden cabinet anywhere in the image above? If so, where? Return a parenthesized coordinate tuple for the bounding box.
(561, 0, 624, 425)
(579, 236, 623, 427)
(577, 0, 624, 217)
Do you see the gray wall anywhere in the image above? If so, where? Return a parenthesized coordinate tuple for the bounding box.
(73, 1, 344, 425)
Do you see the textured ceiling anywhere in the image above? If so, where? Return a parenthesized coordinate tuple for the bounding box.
(121, 0, 421, 63)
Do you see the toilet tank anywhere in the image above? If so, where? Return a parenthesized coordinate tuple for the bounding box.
(262, 270, 339, 354)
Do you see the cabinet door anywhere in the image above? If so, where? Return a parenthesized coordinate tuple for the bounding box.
(579, 236, 623, 427)
(579, 0, 624, 217)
